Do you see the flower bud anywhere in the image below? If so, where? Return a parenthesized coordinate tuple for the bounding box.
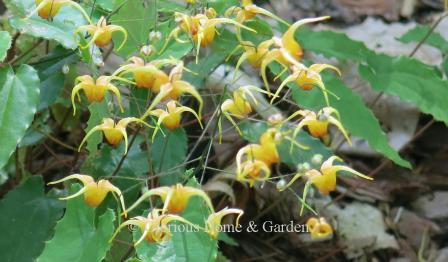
(274, 132, 282, 142)
(297, 162, 311, 173)
(149, 31, 162, 42)
(140, 45, 153, 56)
(206, 8, 217, 18)
(276, 179, 287, 191)
(268, 113, 284, 125)
(62, 64, 70, 75)
(311, 154, 323, 166)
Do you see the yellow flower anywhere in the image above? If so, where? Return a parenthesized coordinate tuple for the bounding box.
(259, 17, 331, 91)
(286, 107, 350, 146)
(279, 156, 372, 214)
(48, 174, 126, 216)
(113, 57, 179, 92)
(234, 127, 310, 187)
(220, 85, 271, 136)
(111, 209, 197, 246)
(279, 17, 330, 62)
(78, 118, 154, 154)
(29, 0, 92, 23)
(71, 75, 131, 115)
(306, 217, 333, 239)
(236, 159, 271, 187)
(221, 89, 253, 120)
(147, 100, 203, 140)
(74, 16, 127, 51)
(225, 0, 288, 25)
(232, 40, 274, 75)
(205, 208, 244, 239)
(237, 128, 282, 168)
(141, 62, 203, 119)
(271, 63, 341, 105)
(311, 156, 372, 194)
(125, 184, 214, 215)
(165, 10, 255, 62)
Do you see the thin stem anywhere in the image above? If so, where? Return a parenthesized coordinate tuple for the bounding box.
(10, 39, 45, 65)
(111, 126, 142, 177)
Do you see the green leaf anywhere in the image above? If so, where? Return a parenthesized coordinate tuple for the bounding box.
(0, 65, 40, 169)
(38, 185, 116, 262)
(185, 30, 239, 87)
(158, 0, 185, 12)
(105, 229, 133, 262)
(359, 54, 448, 126)
(97, 0, 114, 11)
(135, 178, 217, 262)
(111, 0, 156, 57)
(34, 46, 78, 111)
(151, 128, 188, 185)
(157, 40, 193, 60)
(443, 57, 448, 77)
(297, 28, 374, 61)
(209, 0, 239, 14)
(240, 19, 273, 45)
(5, 0, 89, 49)
(398, 25, 448, 54)
(0, 31, 12, 61)
(0, 176, 64, 262)
(290, 75, 411, 168)
(82, 136, 149, 178)
(239, 121, 334, 167)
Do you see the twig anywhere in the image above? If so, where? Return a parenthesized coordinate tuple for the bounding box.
(111, 126, 142, 177)
(9, 39, 44, 65)
(33, 127, 77, 151)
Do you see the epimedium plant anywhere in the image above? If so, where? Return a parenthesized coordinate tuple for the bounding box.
(0, 0, 448, 261)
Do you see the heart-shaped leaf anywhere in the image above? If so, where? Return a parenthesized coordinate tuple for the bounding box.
(0, 65, 40, 169)
(5, 0, 88, 49)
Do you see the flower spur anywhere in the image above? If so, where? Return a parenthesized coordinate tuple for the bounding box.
(125, 184, 214, 214)
(164, 9, 256, 63)
(70, 75, 132, 115)
(48, 174, 127, 216)
(229, 39, 274, 80)
(236, 128, 308, 172)
(78, 118, 154, 155)
(270, 63, 341, 106)
(112, 57, 179, 92)
(236, 159, 271, 187)
(286, 107, 350, 146)
(74, 16, 128, 51)
(146, 100, 203, 141)
(219, 85, 272, 136)
(236, 128, 282, 168)
(141, 62, 203, 119)
(279, 156, 372, 214)
(259, 17, 331, 91)
(206, 208, 244, 239)
(306, 217, 333, 239)
(111, 209, 198, 246)
(28, 0, 92, 23)
(225, 0, 289, 33)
